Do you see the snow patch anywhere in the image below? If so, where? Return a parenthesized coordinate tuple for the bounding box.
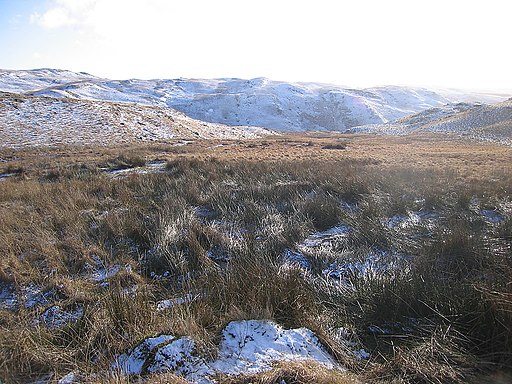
(114, 334, 175, 375)
(147, 337, 211, 383)
(114, 320, 341, 382)
(156, 293, 202, 311)
(302, 225, 351, 248)
(212, 320, 339, 375)
(39, 305, 84, 329)
(480, 209, 504, 224)
(23, 284, 59, 309)
(0, 284, 18, 310)
(57, 371, 82, 384)
(353, 349, 370, 360)
(0, 172, 16, 181)
(282, 248, 311, 270)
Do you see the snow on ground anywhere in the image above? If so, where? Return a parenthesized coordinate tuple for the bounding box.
(156, 293, 202, 311)
(1, 69, 508, 134)
(321, 249, 407, 281)
(0, 92, 273, 148)
(282, 248, 312, 270)
(0, 284, 18, 310)
(212, 320, 339, 375)
(83, 255, 133, 287)
(57, 371, 83, 384)
(386, 211, 440, 230)
(0, 69, 97, 93)
(39, 305, 84, 329)
(23, 284, 59, 309)
(480, 209, 504, 224)
(352, 99, 512, 144)
(0, 172, 17, 181)
(113, 320, 341, 382)
(0, 283, 63, 311)
(301, 225, 351, 248)
(105, 161, 167, 178)
(114, 334, 176, 375)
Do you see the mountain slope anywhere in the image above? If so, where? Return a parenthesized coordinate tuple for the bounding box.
(419, 98, 512, 142)
(0, 92, 272, 148)
(1, 69, 508, 132)
(350, 99, 512, 144)
(0, 68, 96, 93)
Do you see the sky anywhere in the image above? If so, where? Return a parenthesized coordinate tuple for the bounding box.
(1, 0, 511, 91)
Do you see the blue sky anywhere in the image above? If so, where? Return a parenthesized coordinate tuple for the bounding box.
(1, 0, 511, 91)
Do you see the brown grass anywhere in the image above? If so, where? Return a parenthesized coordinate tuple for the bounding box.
(0, 133, 511, 383)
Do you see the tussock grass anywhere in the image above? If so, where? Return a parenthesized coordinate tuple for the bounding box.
(1, 135, 511, 383)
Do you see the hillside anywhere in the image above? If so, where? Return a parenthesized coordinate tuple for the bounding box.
(350, 99, 512, 144)
(419, 98, 512, 142)
(0, 92, 272, 148)
(1, 69, 508, 133)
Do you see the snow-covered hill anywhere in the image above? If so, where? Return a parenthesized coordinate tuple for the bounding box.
(1, 69, 508, 132)
(0, 92, 272, 148)
(419, 98, 512, 143)
(350, 99, 512, 144)
(0, 68, 97, 93)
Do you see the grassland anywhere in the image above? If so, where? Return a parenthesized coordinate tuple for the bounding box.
(1, 133, 511, 383)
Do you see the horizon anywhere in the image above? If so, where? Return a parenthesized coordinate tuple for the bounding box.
(3, 66, 512, 95)
(1, 0, 512, 92)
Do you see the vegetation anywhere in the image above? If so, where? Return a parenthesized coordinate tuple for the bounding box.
(0, 134, 511, 383)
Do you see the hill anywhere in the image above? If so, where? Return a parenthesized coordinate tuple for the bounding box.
(350, 99, 512, 144)
(0, 91, 272, 148)
(1, 69, 508, 132)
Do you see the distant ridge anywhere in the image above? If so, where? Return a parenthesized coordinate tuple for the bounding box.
(350, 99, 512, 145)
(1, 69, 508, 132)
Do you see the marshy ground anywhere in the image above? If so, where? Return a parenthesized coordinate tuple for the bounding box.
(1, 133, 511, 383)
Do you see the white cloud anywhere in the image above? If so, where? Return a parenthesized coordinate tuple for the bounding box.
(35, 7, 75, 28)
(30, 0, 98, 29)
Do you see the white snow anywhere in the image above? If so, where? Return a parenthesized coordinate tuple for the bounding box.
(147, 337, 211, 383)
(85, 256, 132, 286)
(302, 225, 351, 248)
(386, 211, 440, 230)
(353, 99, 512, 144)
(0, 284, 18, 310)
(156, 293, 202, 311)
(1, 69, 508, 135)
(113, 320, 341, 382)
(211, 320, 339, 375)
(114, 334, 175, 375)
(0, 91, 272, 148)
(282, 248, 311, 270)
(57, 372, 82, 384)
(39, 305, 84, 329)
(0, 172, 16, 181)
(23, 284, 57, 309)
(353, 349, 370, 360)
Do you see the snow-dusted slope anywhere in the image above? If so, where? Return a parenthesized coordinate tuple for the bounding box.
(419, 98, 512, 142)
(1, 69, 508, 132)
(348, 103, 481, 135)
(0, 92, 272, 148)
(350, 99, 512, 144)
(0, 68, 95, 93)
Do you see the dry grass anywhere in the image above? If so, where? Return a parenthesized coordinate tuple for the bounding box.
(0, 134, 511, 383)
(218, 360, 361, 384)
